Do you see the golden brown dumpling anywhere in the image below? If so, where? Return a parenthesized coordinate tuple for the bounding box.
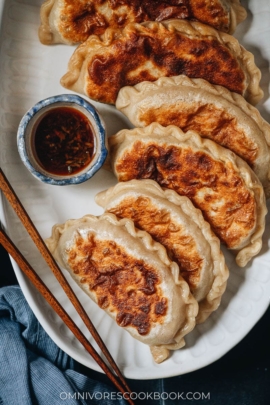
(39, 0, 247, 45)
(46, 213, 198, 363)
(116, 75, 270, 197)
(60, 19, 263, 105)
(95, 179, 229, 323)
(109, 123, 267, 267)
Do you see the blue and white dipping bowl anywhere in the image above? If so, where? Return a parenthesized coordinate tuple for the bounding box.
(17, 94, 108, 186)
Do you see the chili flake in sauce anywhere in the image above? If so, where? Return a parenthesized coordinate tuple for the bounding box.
(34, 107, 95, 176)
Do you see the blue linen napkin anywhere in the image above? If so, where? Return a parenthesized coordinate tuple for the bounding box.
(0, 286, 126, 405)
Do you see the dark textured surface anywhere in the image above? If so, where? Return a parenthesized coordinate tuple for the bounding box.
(0, 243, 269, 404)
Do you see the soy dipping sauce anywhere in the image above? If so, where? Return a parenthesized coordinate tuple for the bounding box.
(34, 107, 95, 176)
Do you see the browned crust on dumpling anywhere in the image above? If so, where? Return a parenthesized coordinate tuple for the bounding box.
(96, 180, 229, 323)
(115, 141, 256, 249)
(106, 195, 203, 292)
(109, 124, 267, 267)
(116, 75, 270, 196)
(61, 19, 262, 105)
(39, 0, 246, 45)
(46, 213, 199, 362)
(188, 0, 247, 33)
(67, 232, 168, 336)
(141, 103, 258, 166)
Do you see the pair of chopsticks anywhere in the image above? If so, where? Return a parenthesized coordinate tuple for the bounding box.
(0, 168, 134, 405)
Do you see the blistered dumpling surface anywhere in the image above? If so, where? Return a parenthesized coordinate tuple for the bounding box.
(39, 0, 247, 45)
(60, 19, 262, 105)
(46, 213, 198, 362)
(116, 75, 270, 196)
(109, 124, 267, 267)
(96, 179, 229, 323)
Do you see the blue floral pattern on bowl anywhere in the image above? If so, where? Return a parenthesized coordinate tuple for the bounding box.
(17, 94, 108, 186)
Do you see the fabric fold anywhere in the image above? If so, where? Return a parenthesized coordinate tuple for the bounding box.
(0, 286, 124, 405)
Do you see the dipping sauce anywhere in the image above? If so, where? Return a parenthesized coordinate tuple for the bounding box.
(34, 107, 95, 176)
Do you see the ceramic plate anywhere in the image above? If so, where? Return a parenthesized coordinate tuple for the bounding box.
(0, 0, 269, 379)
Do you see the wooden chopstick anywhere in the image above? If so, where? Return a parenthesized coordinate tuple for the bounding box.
(0, 168, 133, 401)
(0, 225, 134, 405)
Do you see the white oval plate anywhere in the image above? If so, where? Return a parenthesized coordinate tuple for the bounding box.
(0, 0, 270, 379)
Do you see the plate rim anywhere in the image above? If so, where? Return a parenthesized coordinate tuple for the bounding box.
(0, 0, 270, 380)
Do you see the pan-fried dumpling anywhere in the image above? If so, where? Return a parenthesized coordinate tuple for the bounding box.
(46, 213, 198, 363)
(109, 123, 267, 267)
(116, 75, 270, 197)
(60, 20, 263, 105)
(95, 180, 229, 324)
(39, 0, 247, 45)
